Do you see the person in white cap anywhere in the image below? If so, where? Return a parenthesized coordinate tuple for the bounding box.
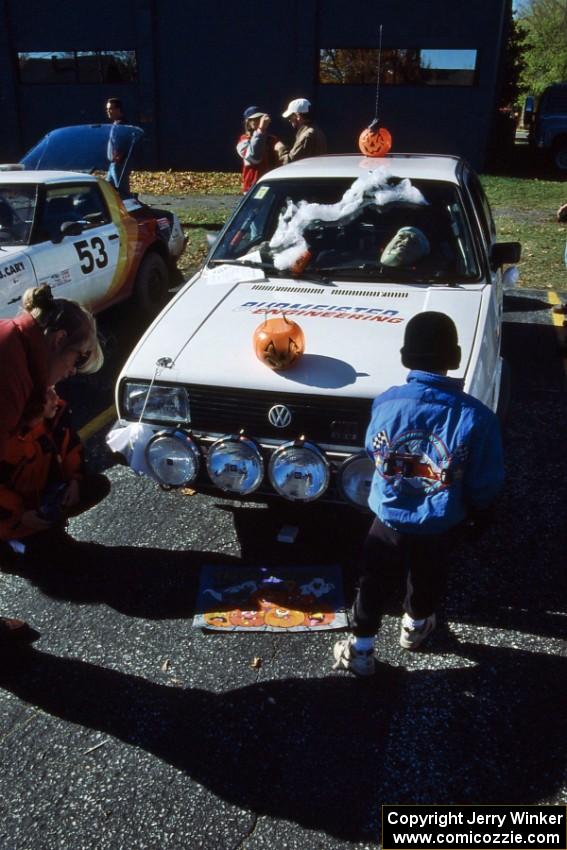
(275, 97, 327, 164)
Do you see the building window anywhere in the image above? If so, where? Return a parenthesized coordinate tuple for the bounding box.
(17, 51, 138, 84)
(319, 49, 478, 86)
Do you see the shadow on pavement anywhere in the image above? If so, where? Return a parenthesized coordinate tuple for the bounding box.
(503, 294, 553, 313)
(2, 545, 238, 620)
(0, 640, 564, 842)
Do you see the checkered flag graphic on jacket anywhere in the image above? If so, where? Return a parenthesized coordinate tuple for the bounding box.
(372, 431, 389, 454)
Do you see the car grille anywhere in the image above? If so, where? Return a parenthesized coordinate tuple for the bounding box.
(185, 385, 372, 447)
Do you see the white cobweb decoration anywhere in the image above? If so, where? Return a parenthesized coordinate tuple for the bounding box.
(268, 167, 427, 271)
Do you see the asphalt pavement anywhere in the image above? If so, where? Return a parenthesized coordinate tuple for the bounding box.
(0, 289, 566, 850)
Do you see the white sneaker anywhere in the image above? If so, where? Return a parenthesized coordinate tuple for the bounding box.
(332, 635, 376, 677)
(400, 613, 436, 651)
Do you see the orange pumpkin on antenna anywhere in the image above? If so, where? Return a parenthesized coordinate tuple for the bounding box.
(253, 315, 305, 371)
(358, 120, 392, 157)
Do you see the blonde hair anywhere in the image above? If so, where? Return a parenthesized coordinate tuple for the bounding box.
(22, 285, 104, 374)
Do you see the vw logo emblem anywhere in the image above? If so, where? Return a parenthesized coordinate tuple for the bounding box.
(268, 404, 292, 428)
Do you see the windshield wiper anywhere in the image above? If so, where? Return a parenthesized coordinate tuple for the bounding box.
(209, 258, 334, 285)
(210, 258, 275, 271)
(315, 264, 383, 279)
(315, 264, 462, 286)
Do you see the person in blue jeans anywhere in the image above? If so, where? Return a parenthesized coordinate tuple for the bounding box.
(333, 311, 505, 676)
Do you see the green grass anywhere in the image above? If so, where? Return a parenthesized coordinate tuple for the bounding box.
(177, 227, 211, 279)
(481, 173, 567, 290)
(481, 175, 566, 211)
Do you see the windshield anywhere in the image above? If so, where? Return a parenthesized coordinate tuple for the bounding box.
(0, 185, 37, 246)
(211, 174, 479, 283)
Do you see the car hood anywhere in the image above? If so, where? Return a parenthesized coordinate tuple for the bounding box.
(21, 124, 144, 172)
(122, 267, 485, 398)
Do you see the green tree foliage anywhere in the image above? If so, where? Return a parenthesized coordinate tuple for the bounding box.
(518, 0, 567, 94)
(499, 14, 527, 107)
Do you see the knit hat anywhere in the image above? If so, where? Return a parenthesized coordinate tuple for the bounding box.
(401, 311, 461, 372)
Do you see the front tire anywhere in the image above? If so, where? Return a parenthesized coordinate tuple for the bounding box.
(134, 253, 169, 318)
(552, 138, 567, 172)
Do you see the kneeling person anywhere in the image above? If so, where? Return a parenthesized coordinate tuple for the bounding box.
(334, 311, 504, 676)
(0, 386, 109, 550)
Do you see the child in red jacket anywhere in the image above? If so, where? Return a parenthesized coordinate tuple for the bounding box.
(0, 387, 106, 545)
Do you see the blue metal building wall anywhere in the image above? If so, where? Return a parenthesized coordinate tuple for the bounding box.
(316, 0, 508, 168)
(0, 0, 508, 171)
(0, 0, 157, 163)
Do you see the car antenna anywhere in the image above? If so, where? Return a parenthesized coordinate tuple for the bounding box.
(136, 356, 174, 425)
(357, 24, 393, 158)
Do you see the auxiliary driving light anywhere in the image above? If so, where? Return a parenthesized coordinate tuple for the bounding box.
(337, 452, 374, 508)
(268, 440, 329, 502)
(206, 435, 264, 494)
(145, 430, 200, 487)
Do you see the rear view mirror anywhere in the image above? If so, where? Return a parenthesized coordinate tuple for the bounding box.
(491, 242, 521, 268)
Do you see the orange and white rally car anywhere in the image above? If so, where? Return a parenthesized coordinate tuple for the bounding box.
(0, 124, 185, 318)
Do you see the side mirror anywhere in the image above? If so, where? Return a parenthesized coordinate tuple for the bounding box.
(206, 231, 220, 248)
(53, 220, 83, 243)
(490, 242, 521, 269)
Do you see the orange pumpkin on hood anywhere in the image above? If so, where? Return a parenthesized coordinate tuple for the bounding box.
(254, 315, 305, 371)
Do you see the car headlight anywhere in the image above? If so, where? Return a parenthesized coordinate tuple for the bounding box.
(122, 382, 189, 424)
(337, 453, 374, 508)
(145, 430, 200, 487)
(206, 435, 264, 495)
(268, 441, 329, 502)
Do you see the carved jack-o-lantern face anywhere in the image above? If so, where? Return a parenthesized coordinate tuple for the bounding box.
(253, 315, 305, 370)
(264, 607, 305, 628)
(303, 610, 334, 628)
(229, 609, 266, 628)
(204, 611, 232, 628)
(358, 125, 392, 158)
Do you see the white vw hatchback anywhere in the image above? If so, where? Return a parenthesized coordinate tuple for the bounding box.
(109, 154, 520, 508)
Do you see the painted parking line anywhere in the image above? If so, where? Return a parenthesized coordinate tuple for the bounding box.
(78, 403, 116, 442)
(547, 289, 564, 325)
(547, 290, 567, 379)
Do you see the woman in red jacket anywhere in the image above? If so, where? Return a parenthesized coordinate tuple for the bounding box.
(0, 284, 103, 646)
(236, 106, 280, 193)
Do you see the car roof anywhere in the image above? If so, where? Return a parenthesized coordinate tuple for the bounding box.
(0, 169, 98, 185)
(260, 153, 463, 184)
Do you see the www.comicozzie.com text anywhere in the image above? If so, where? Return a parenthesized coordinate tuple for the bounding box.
(387, 811, 564, 829)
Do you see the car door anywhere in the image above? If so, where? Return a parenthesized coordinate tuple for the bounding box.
(28, 181, 120, 311)
(463, 168, 502, 408)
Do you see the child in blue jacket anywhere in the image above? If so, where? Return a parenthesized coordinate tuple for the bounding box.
(333, 311, 505, 676)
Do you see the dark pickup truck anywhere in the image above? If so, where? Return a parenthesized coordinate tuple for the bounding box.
(526, 83, 567, 172)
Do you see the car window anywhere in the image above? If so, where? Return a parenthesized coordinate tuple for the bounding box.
(35, 183, 110, 243)
(465, 170, 495, 246)
(211, 177, 479, 283)
(0, 184, 37, 245)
